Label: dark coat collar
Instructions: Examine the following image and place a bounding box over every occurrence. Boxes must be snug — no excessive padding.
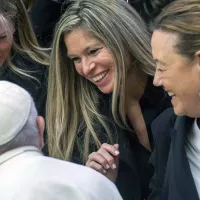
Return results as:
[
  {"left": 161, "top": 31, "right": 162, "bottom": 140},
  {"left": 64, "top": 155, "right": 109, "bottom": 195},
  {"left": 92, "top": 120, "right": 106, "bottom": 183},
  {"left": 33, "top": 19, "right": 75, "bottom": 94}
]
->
[{"left": 170, "top": 116, "right": 199, "bottom": 200}]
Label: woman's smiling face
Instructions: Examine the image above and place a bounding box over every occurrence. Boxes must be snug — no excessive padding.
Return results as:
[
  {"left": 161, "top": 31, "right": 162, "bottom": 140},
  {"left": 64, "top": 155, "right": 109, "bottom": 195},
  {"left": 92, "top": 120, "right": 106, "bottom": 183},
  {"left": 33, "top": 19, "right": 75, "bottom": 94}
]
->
[
  {"left": 152, "top": 30, "right": 200, "bottom": 118},
  {"left": 64, "top": 28, "right": 116, "bottom": 94}
]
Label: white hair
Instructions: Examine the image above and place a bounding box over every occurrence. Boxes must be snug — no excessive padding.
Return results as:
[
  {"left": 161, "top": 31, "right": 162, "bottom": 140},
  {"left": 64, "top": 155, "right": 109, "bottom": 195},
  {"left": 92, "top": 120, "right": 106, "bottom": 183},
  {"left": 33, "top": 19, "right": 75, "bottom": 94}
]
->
[{"left": 0, "top": 99, "right": 40, "bottom": 154}]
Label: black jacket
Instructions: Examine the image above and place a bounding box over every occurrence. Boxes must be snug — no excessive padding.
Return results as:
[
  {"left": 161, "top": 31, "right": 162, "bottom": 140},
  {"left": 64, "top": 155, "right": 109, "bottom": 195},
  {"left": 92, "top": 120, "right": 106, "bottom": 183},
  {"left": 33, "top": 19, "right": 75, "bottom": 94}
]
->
[
  {"left": 72, "top": 77, "right": 171, "bottom": 200},
  {"left": 148, "top": 108, "right": 199, "bottom": 200}
]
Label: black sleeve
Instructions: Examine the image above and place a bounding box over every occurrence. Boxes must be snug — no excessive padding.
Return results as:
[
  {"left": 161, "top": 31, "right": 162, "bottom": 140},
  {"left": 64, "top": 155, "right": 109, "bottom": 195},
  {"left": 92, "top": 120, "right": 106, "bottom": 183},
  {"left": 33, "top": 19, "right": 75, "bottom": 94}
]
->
[
  {"left": 148, "top": 108, "right": 176, "bottom": 200},
  {"left": 148, "top": 143, "right": 164, "bottom": 200}
]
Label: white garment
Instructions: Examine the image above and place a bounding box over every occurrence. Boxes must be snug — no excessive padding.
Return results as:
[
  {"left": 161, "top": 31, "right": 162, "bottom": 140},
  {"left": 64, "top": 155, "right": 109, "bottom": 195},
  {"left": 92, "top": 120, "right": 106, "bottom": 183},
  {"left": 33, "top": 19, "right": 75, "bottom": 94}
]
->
[
  {"left": 185, "top": 119, "right": 200, "bottom": 198},
  {"left": 0, "top": 146, "right": 122, "bottom": 200}
]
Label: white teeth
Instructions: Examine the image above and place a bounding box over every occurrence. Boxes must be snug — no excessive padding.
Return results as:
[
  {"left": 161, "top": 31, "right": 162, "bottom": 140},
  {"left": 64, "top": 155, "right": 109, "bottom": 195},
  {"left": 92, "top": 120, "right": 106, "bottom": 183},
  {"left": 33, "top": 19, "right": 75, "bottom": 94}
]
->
[
  {"left": 168, "top": 92, "right": 175, "bottom": 97},
  {"left": 93, "top": 71, "right": 108, "bottom": 82}
]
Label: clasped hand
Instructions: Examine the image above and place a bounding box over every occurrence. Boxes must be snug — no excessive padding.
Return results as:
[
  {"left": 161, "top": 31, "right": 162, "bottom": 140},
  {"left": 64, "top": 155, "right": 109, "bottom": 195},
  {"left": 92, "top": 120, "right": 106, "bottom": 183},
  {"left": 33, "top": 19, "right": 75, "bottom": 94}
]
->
[{"left": 86, "top": 143, "right": 120, "bottom": 183}]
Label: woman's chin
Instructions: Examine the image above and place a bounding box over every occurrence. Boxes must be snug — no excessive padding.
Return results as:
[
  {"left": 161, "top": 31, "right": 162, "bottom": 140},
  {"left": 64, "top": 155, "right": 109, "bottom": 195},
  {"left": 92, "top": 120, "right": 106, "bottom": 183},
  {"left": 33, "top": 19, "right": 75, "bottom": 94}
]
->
[
  {"left": 173, "top": 105, "right": 185, "bottom": 116},
  {"left": 98, "top": 87, "right": 113, "bottom": 94},
  {"left": 97, "top": 82, "right": 114, "bottom": 94}
]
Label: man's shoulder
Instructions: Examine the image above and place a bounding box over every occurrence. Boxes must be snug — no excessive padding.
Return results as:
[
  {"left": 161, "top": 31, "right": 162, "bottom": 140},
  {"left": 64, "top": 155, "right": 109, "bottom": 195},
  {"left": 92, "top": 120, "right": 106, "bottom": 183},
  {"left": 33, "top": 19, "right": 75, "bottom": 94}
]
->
[
  {"left": 0, "top": 152, "right": 122, "bottom": 200},
  {"left": 35, "top": 156, "right": 115, "bottom": 186},
  {"left": 34, "top": 157, "right": 122, "bottom": 199}
]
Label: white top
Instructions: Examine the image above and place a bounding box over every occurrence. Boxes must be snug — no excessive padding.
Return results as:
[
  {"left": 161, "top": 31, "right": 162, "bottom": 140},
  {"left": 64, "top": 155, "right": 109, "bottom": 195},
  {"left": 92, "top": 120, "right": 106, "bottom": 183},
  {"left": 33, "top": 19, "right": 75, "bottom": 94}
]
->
[
  {"left": 0, "top": 146, "right": 122, "bottom": 200},
  {"left": 185, "top": 119, "right": 200, "bottom": 198}
]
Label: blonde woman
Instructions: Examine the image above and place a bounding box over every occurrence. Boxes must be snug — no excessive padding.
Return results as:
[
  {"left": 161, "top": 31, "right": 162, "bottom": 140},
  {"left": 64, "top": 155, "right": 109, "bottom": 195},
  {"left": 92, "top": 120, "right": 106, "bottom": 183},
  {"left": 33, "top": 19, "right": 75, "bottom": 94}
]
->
[
  {"left": 47, "top": 0, "right": 171, "bottom": 199},
  {"left": 0, "top": 0, "right": 49, "bottom": 118}
]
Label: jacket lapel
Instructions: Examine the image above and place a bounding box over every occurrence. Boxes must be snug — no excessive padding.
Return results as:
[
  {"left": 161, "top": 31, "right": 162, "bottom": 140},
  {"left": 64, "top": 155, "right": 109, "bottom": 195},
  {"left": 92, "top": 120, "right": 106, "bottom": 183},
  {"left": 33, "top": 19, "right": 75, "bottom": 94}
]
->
[{"left": 170, "top": 116, "right": 199, "bottom": 200}]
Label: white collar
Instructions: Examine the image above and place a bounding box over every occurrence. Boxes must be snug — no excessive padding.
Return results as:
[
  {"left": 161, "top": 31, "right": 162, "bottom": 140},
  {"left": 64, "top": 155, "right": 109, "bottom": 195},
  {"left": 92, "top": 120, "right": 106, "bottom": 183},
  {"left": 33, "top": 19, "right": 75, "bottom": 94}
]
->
[
  {"left": 192, "top": 119, "right": 200, "bottom": 137},
  {"left": 0, "top": 146, "right": 43, "bottom": 165},
  {"left": 187, "top": 119, "right": 200, "bottom": 153}
]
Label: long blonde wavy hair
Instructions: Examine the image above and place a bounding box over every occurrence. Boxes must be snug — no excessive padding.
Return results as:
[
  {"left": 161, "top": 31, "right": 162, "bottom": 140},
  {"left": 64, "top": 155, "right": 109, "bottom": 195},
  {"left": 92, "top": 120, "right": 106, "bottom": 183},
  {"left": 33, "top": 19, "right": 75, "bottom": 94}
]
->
[
  {"left": 0, "top": 0, "right": 49, "bottom": 77},
  {"left": 47, "top": 0, "right": 155, "bottom": 162}
]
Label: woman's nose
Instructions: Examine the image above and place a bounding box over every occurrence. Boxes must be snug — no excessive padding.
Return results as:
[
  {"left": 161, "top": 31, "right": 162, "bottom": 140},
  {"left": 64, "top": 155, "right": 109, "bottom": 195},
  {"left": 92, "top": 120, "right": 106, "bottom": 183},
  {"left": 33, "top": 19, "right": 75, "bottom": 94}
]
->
[
  {"left": 153, "top": 70, "right": 162, "bottom": 86},
  {"left": 81, "top": 58, "right": 95, "bottom": 76}
]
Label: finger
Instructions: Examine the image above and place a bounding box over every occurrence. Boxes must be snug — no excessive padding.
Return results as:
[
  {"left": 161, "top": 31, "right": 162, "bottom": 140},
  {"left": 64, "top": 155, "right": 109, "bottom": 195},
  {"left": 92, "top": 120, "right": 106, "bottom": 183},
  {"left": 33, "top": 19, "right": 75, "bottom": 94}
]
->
[
  {"left": 88, "top": 152, "right": 110, "bottom": 170},
  {"left": 88, "top": 161, "right": 107, "bottom": 174},
  {"left": 101, "top": 143, "right": 120, "bottom": 156},
  {"left": 113, "top": 144, "right": 120, "bottom": 165},
  {"left": 113, "top": 144, "right": 119, "bottom": 149},
  {"left": 98, "top": 148, "right": 117, "bottom": 169}
]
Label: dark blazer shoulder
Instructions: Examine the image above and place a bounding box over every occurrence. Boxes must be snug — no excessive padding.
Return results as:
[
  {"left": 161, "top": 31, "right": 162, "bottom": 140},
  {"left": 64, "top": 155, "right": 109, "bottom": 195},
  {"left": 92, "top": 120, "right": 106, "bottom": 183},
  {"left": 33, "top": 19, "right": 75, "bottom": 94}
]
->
[
  {"left": 152, "top": 108, "right": 176, "bottom": 141},
  {"left": 148, "top": 108, "right": 176, "bottom": 200}
]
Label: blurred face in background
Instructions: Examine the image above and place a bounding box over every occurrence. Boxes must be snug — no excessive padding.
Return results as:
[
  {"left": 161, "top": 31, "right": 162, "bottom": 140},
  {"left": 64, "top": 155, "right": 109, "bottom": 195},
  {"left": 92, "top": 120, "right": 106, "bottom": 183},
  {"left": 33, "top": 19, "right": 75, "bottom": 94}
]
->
[
  {"left": 152, "top": 30, "right": 200, "bottom": 118},
  {"left": 0, "top": 16, "right": 14, "bottom": 67}
]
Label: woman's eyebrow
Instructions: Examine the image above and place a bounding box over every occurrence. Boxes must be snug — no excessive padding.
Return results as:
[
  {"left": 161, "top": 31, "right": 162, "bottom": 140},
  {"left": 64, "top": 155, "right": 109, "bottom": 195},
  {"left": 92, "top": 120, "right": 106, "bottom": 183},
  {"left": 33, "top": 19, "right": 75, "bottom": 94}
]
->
[
  {"left": 154, "top": 58, "right": 167, "bottom": 66},
  {"left": 67, "top": 42, "right": 102, "bottom": 57}
]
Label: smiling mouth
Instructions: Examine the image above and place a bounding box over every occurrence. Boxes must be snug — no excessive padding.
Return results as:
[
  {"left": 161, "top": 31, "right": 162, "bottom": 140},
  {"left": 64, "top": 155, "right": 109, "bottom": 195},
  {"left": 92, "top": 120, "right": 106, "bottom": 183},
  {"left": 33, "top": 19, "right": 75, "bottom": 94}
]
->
[{"left": 92, "top": 71, "right": 109, "bottom": 82}]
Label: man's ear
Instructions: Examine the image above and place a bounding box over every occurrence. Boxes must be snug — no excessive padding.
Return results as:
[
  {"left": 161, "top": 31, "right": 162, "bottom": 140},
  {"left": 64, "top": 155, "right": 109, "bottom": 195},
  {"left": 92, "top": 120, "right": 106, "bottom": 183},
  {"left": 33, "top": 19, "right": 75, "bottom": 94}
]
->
[
  {"left": 36, "top": 116, "right": 45, "bottom": 150},
  {"left": 195, "top": 51, "right": 200, "bottom": 67}
]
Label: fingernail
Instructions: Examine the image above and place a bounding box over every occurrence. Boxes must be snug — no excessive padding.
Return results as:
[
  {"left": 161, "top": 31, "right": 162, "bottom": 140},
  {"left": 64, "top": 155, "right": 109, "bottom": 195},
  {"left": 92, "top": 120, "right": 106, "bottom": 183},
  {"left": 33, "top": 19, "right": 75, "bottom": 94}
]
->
[
  {"left": 115, "top": 150, "right": 119, "bottom": 155},
  {"left": 103, "top": 170, "right": 106, "bottom": 174},
  {"left": 106, "top": 164, "right": 110, "bottom": 169},
  {"left": 112, "top": 164, "right": 116, "bottom": 169}
]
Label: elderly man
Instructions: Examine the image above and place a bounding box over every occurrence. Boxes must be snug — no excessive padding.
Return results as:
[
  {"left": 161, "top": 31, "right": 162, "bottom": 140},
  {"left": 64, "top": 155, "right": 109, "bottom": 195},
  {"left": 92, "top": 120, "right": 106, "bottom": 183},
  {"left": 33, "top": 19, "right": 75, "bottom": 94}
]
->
[{"left": 0, "top": 81, "right": 122, "bottom": 200}]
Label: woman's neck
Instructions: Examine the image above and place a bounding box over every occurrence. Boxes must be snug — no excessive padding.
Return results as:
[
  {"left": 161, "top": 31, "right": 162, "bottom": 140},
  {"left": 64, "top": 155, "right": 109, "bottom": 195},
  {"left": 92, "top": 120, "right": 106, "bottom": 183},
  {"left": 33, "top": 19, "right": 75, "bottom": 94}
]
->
[
  {"left": 125, "top": 67, "right": 148, "bottom": 107},
  {"left": 125, "top": 67, "right": 151, "bottom": 151}
]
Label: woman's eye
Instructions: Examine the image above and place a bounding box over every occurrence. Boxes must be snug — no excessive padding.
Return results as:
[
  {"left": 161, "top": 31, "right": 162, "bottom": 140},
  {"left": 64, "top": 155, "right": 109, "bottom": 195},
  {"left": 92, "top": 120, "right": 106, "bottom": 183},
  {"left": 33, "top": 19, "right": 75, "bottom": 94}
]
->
[
  {"left": 88, "top": 48, "right": 102, "bottom": 56},
  {"left": 157, "top": 68, "right": 165, "bottom": 72},
  {"left": 72, "top": 57, "right": 81, "bottom": 63}
]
